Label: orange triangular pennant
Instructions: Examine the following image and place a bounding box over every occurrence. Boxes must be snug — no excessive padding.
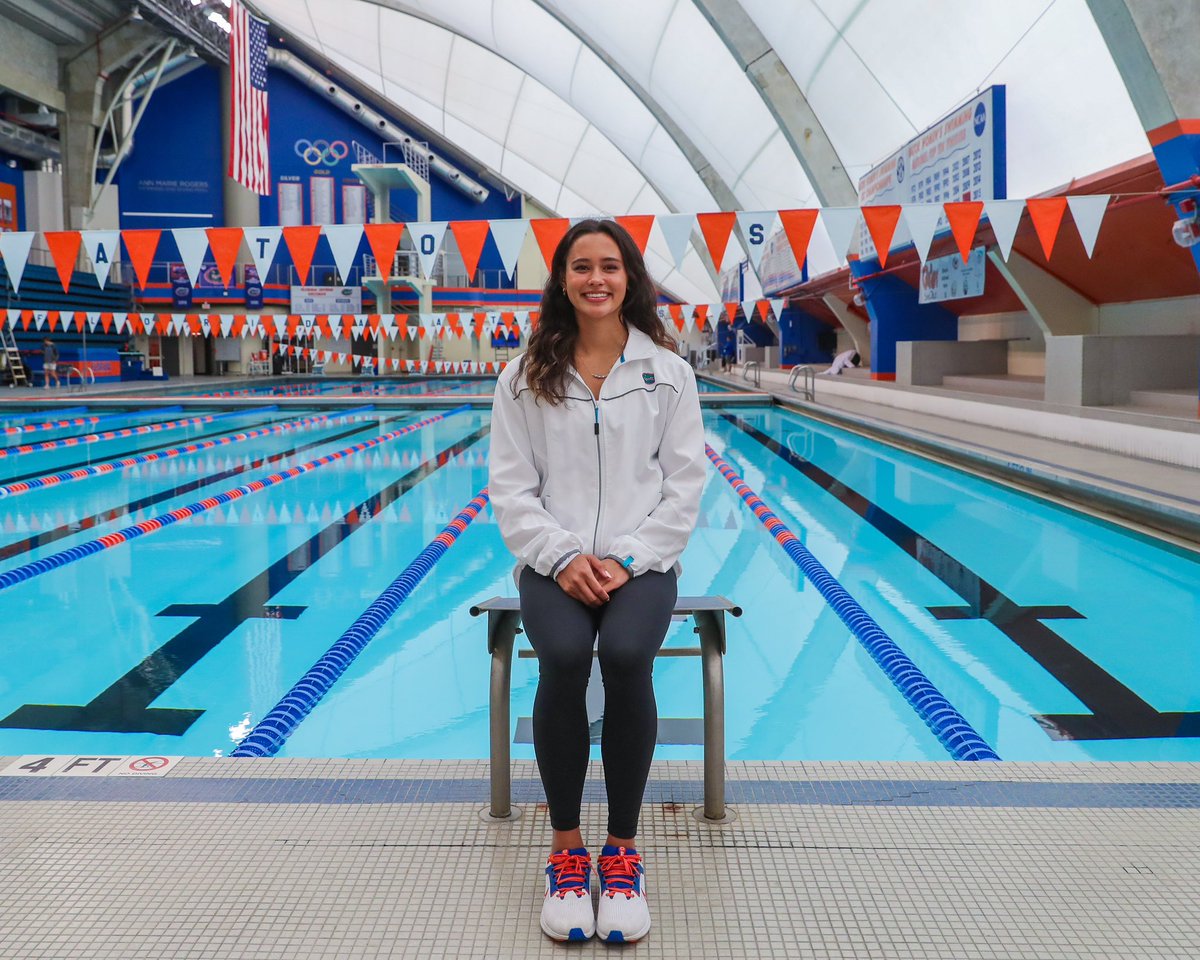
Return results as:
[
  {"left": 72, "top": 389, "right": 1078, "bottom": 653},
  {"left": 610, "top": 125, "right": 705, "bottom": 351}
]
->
[
  {"left": 614, "top": 215, "right": 655, "bottom": 255},
  {"left": 448, "top": 221, "right": 492, "bottom": 283},
  {"left": 530, "top": 219, "right": 570, "bottom": 271},
  {"left": 282, "top": 225, "right": 322, "bottom": 285},
  {"left": 693, "top": 304, "right": 709, "bottom": 330},
  {"left": 776, "top": 209, "right": 819, "bottom": 270},
  {"left": 121, "top": 229, "right": 161, "bottom": 290},
  {"left": 695, "top": 212, "right": 737, "bottom": 270},
  {"left": 724, "top": 302, "right": 738, "bottom": 323},
  {"left": 1025, "top": 197, "right": 1068, "bottom": 260},
  {"left": 756, "top": 300, "right": 770, "bottom": 321},
  {"left": 205, "top": 227, "right": 243, "bottom": 288},
  {"left": 861, "top": 205, "right": 902, "bottom": 267},
  {"left": 44, "top": 231, "right": 82, "bottom": 293},
  {"left": 364, "top": 223, "right": 405, "bottom": 279},
  {"left": 943, "top": 201, "right": 984, "bottom": 262}
]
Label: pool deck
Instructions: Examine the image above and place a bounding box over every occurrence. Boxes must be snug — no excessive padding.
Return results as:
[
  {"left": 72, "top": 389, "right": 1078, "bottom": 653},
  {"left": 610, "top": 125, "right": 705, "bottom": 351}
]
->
[{"left": 2, "top": 757, "right": 1199, "bottom": 958}]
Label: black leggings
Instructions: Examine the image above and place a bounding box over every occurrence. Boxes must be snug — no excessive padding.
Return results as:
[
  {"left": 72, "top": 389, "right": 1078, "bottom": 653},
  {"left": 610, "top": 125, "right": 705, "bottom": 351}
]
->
[{"left": 518, "top": 567, "right": 677, "bottom": 838}]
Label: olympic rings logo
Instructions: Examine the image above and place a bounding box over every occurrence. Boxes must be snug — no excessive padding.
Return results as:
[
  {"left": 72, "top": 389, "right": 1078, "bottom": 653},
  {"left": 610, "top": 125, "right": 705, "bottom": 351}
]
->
[{"left": 293, "top": 139, "right": 349, "bottom": 166}]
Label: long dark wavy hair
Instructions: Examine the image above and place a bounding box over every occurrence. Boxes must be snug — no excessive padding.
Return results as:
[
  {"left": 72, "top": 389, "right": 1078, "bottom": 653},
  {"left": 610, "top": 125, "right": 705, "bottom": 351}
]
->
[{"left": 517, "top": 218, "right": 674, "bottom": 404}]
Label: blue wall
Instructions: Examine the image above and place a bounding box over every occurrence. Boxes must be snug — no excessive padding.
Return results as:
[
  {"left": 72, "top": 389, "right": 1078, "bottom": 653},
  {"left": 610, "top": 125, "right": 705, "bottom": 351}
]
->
[
  {"left": 260, "top": 68, "right": 521, "bottom": 282},
  {"left": 0, "top": 151, "right": 26, "bottom": 231},
  {"left": 116, "top": 65, "right": 223, "bottom": 230},
  {"left": 778, "top": 307, "right": 835, "bottom": 366}
]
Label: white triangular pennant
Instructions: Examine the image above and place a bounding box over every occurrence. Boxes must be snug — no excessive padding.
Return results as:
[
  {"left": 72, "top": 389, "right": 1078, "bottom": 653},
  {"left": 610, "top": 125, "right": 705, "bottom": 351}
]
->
[
  {"left": 242, "top": 227, "right": 282, "bottom": 282},
  {"left": 0, "top": 231, "right": 36, "bottom": 293},
  {"left": 818, "top": 207, "right": 861, "bottom": 262},
  {"left": 406, "top": 324, "right": 418, "bottom": 341},
  {"left": 86, "top": 311, "right": 101, "bottom": 332},
  {"left": 736, "top": 211, "right": 778, "bottom": 276},
  {"left": 983, "top": 200, "right": 1025, "bottom": 261},
  {"left": 1067, "top": 195, "right": 1110, "bottom": 258},
  {"left": 657, "top": 214, "right": 695, "bottom": 270},
  {"left": 171, "top": 228, "right": 210, "bottom": 288},
  {"left": 902, "top": 204, "right": 943, "bottom": 263},
  {"left": 488, "top": 219, "right": 529, "bottom": 283},
  {"left": 408, "top": 221, "right": 448, "bottom": 279},
  {"left": 80, "top": 231, "right": 120, "bottom": 288},
  {"left": 770, "top": 298, "right": 785, "bottom": 321},
  {"left": 322, "top": 224, "right": 364, "bottom": 284}
]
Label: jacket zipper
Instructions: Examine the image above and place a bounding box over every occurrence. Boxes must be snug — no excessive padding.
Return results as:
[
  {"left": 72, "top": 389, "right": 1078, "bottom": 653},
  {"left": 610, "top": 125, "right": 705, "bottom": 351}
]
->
[{"left": 590, "top": 399, "right": 603, "bottom": 555}]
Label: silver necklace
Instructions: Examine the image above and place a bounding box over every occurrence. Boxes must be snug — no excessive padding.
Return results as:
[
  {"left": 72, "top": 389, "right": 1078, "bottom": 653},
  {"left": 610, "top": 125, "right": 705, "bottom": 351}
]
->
[{"left": 580, "top": 337, "right": 627, "bottom": 380}]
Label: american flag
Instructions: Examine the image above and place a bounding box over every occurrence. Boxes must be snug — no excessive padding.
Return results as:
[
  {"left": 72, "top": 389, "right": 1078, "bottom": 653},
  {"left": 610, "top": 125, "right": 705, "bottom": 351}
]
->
[{"left": 229, "top": 0, "right": 270, "bottom": 195}]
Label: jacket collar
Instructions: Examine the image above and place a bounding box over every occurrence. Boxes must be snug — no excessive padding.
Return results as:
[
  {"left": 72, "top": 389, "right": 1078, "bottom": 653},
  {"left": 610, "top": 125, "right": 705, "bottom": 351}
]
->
[{"left": 619, "top": 324, "right": 660, "bottom": 363}]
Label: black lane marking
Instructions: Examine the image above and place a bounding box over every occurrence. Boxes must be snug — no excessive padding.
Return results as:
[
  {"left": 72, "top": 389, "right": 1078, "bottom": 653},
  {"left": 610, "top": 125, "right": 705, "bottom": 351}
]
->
[
  {"left": 0, "top": 412, "right": 299, "bottom": 487},
  {"left": 0, "top": 423, "right": 490, "bottom": 736},
  {"left": 723, "top": 413, "right": 1200, "bottom": 741},
  {"left": 0, "top": 417, "right": 390, "bottom": 561}
]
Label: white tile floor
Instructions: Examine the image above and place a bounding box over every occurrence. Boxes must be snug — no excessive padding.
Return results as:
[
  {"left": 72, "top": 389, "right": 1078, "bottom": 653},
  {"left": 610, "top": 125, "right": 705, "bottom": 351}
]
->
[{"left": 2, "top": 758, "right": 1199, "bottom": 959}]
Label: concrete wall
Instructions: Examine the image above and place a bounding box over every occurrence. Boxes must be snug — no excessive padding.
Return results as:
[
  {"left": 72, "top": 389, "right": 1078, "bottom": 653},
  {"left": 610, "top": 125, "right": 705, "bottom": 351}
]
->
[
  {"left": 1045, "top": 334, "right": 1200, "bottom": 406},
  {"left": 959, "top": 311, "right": 1046, "bottom": 377},
  {"left": 22, "top": 170, "right": 63, "bottom": 234},
  {"left": 1098, "top": 295, "right": 1200, "bottom": 336},
  {"left": 0, "top": 20, "right": 64, "bottom": 112},
  {"left": 896, "top": 339, "right": 1009, "bottom": 386}
]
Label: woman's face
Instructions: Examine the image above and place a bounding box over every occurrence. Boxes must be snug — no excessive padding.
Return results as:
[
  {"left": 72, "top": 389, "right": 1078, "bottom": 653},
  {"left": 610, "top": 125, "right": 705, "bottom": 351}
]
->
[{"left": 563, "top": 232, "right": 627, "bottom": 327}]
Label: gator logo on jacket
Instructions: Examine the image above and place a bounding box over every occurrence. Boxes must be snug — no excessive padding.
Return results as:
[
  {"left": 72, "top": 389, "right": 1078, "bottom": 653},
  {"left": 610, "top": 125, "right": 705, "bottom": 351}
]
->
[{"left": 642, "top": 373, "right": 655, "bottom": 385}]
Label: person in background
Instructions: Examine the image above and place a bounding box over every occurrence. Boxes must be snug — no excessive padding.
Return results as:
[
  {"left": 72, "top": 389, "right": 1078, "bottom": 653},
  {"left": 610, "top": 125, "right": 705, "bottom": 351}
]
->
[
  {"left": 821, "top": 348, "right": 861, "bottom": 376},
  {"left": 489, "top": 219, "right": 706, "bottom": 945},
  {"left": 41, "top": 338, "right": 60, "bottom": 389}
]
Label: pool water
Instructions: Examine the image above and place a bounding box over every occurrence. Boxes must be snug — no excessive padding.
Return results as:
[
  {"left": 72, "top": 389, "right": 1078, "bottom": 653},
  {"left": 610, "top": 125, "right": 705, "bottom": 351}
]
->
[{"left": 0, "top": 401, "right": 1195, "bottom": 762}]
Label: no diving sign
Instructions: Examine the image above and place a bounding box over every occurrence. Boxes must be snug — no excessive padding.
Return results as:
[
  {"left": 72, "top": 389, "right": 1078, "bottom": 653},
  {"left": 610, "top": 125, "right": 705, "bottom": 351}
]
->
[{"left": 2, "top": 755, "right": 183, "bottom": 777}]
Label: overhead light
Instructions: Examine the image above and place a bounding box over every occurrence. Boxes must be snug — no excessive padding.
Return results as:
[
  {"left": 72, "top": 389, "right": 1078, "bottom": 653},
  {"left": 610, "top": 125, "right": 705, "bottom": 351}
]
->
[{"left": 130, "top": 5, "right": 143, "bottom": 20}]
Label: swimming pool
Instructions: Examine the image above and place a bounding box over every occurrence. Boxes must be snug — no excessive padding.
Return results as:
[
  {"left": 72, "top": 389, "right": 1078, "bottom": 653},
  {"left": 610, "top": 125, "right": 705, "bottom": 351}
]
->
[
  {"left": 147, "top": 375, "right": 737, "bottom": 399},
  {"left": 0, "top": 399, "right": 1195, "bottom": 763}
]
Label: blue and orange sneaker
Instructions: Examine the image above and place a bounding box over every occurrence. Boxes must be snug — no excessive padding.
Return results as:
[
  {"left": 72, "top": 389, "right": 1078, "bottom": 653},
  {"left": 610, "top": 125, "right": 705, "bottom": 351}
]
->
[
  {"left": 596, "top": 845, "right": 650, "bottom": 943},
  {"left": 540, "top": 848, "right": 595, "bottom": 941}
]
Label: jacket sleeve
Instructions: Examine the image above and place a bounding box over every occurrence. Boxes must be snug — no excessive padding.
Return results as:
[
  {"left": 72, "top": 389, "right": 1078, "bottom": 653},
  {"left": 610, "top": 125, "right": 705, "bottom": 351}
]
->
[
  {"left": 605, "top": 366, "right": 706, "bottom": 575},
  {"left": 488, "top": 369, "right": 586, "bottom": 579}
]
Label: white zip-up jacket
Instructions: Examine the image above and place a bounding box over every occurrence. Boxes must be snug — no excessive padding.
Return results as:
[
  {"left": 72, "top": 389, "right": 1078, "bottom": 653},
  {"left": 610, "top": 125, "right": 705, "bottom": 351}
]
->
[{"left": 489, "top": 325, "right": 706, "bottom": 582}]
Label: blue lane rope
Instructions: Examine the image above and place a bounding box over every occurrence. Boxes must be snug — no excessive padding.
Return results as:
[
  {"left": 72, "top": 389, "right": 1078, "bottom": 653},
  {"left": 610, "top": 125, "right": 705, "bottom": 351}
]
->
[
  {"left": 0, "top": 406, "right": 469, "bottom": 593},
  {"left": 232, "top": 488, "right": 490, "bottom": 757},
  {"left": 707, "top": 444, "right": 1000, "bottom": 762}
]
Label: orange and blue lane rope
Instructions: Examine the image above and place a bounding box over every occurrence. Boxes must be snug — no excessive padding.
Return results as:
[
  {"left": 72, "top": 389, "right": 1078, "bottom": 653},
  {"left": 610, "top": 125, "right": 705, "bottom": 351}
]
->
[
  {"left": 0, "top": 405, "right": 470, "bottom": 592},
  {"left": 706, "top": 443, "right": 1000, "bottom": 762},
  {"left": 0, "top": 406, "right": 374, "bottom": 500}
]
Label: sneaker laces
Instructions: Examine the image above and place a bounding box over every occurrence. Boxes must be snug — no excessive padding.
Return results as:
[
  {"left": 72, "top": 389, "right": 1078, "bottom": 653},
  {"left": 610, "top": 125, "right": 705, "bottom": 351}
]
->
[
  {"left": 547, "top": 851, "right": 591, "bottom": 899},
  {"left": 598, "top": 848, "right": 642, "bottom": 899}
]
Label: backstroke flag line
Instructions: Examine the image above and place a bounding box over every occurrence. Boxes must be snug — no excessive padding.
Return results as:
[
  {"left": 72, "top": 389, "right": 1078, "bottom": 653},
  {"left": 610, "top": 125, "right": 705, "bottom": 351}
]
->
[{"left": 229, "top": 0, "right": 271, "bottom": 195}]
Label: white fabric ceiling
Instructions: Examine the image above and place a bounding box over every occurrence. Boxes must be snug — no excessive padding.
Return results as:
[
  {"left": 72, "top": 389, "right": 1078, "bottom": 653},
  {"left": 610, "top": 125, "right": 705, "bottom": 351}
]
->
[{"left": 253, "top": 0, "right": 1151, "bottom": 295}]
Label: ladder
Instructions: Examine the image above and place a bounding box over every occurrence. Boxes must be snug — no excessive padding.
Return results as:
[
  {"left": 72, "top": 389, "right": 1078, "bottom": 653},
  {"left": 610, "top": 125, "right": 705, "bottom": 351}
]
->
[{"left": 1, "top": 325, "right": 28, "bottom": 387}]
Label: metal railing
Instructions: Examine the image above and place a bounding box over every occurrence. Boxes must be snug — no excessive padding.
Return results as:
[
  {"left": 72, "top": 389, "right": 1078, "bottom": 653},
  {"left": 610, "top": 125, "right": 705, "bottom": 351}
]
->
[
  {"left": 742, "top": 360, "right": 761, "bottom": 389},
  {"left": 789, "top": 364, "right": 815, "bottom": 400},
  {"left": 64, "top": 365, "right": 95, "bottom": 392}
]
